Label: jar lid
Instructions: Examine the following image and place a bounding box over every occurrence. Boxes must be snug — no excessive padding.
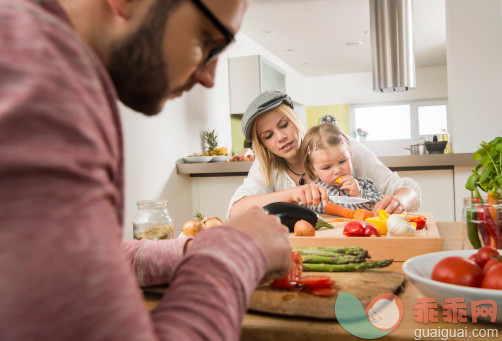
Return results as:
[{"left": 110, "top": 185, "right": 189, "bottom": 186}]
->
[{"left": 137, "top": 200, "right": 168, "bottom": 208}]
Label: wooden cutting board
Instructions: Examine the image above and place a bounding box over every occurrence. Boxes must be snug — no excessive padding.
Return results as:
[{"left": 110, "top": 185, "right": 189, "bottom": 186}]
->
[
  {"left": 247, "top": 270, "right": 406, "bottom": 320},
  {"left": 291, "top": 212, "right": 443, "bottom": 261}
]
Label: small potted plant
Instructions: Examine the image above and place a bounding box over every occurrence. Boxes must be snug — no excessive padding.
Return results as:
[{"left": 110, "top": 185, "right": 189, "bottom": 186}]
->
[
  {"left": 464, "top": 134, "right": 501, "bottom": 249},
  {"left": 352, "top": 128, "right": 369, "bottom": 142}
]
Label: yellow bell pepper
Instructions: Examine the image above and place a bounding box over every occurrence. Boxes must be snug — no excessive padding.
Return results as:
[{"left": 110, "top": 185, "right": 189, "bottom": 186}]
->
[
  {"left": 365, "top": 217, "right": 388, "bottom": 235},
  {"left": 378, "top": 210, "right": 390, "bottom": 222}
]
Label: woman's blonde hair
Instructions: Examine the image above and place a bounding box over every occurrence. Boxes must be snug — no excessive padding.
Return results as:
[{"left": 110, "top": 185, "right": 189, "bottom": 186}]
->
[
  {"left": 299, "top": 123, "right": 350, "bottom": 180},
  {"left": 251, "top": 103, "right": 305, "bottom": 186}
]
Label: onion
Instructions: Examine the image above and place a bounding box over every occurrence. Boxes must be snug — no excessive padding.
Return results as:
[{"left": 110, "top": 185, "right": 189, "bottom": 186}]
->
[
  {"left": 182, "top": 220, "right": 204, "bottom": 237},
  {"left": 294, "top": 220, "right": 315, "bottom": 237}
]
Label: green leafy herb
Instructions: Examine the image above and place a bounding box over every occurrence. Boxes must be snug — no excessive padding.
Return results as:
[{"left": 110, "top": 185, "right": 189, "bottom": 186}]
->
[{"left": 465, "top": 134, "right": 502, "bottom": 201}]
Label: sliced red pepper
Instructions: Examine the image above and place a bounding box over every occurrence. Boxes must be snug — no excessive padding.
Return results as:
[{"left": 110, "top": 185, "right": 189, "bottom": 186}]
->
[
  {"left": 478, "top": 207, "right": 499, "bottom": 248},
  {"left": 408, "top": 216, "right": 427, "bottom": 229},
  {"left": 482, "top": 207, "right": 501, "bottom": 248},
  {"left": 303, "top": 287, "right": 336, "bottom": 296}
]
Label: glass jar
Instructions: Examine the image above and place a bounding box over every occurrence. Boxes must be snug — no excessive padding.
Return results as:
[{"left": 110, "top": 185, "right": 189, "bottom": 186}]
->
[
  {"left": 133, "top": 200, "right": 173, "bottom": 240},
  {"left": 462, "top": 196, "right": 502, "bottom": 249}
]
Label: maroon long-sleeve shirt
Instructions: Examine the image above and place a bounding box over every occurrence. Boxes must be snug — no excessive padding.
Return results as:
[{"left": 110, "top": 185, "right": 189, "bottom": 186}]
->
[{"left": 0, "top": 1, "right": 267, "bottom": 340}]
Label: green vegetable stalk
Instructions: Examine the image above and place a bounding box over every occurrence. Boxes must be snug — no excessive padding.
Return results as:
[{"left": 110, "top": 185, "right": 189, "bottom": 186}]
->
[
  {"left": 303, "top": 259, "right": 393, "bottom": 272},
  {"left": 466, "top": 206, "right": 481, "bottom": 249},
  {"left": 300, "top": 253, "right": 369, "bottom": 265},
  {"left": 315, "top": 218, "right": 334, "bottom": 230}
]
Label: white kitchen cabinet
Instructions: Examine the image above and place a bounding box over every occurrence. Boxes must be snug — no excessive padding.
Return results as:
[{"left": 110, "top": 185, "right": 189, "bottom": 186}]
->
[
  {"left": 397, "top": 169, "right": 455, "bottom": 222},
  {"left": 228, "top": 55, "right": 286, "bottom": 114},
  {"left": 191, "top": 176, "right": 246, "bottom": 219}
]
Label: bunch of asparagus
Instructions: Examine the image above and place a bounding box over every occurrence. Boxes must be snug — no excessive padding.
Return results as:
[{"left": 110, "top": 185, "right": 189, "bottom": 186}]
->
[{"left": 293, "top": 246, "right": 393, "bottom": 272}]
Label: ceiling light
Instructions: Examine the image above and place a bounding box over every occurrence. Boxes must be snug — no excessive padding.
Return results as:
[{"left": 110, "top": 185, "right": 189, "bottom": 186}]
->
[
  {"left": 370, "top": 0, "right": 416, "bottom": 92},
  {"left": 264, "top": 29, "right": 272, "bottom": 33},
  {"left": 287, "top": 48, "right": 295, "bottom": 52}
]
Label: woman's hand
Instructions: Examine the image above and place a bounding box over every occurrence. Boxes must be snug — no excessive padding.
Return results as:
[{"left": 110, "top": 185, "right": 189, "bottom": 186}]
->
[
  {"left": 288, "top": 183, "right": 329, "bottom": 206},
  {"left": 339, "top": 176, "right": 361, "bottom": 197},
  {"left": 373, "top": 194, "right": 404, "bottom": 214},
  {"left": 373, "top": 187, "right": 418, "bottom": 214}
]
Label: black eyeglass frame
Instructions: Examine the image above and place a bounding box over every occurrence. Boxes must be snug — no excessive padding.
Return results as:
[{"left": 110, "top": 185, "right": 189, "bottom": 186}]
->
[{"left": 190, "top": 0, "right": 235, "bottom": 65}]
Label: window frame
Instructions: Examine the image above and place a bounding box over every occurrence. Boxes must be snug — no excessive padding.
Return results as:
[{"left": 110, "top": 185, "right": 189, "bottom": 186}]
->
[{"left": 349, "top": 98, "right": 448, "bottom": 156}]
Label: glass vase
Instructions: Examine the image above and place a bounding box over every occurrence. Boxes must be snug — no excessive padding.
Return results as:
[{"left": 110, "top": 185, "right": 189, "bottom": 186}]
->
[{"left": 462, "top": 196, "right": 502, "bottom": 249}]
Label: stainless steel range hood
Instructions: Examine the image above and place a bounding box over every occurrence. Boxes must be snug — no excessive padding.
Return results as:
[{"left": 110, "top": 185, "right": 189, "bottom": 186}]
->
[{"left": 370, "top": 0, "right": 416, "bottom": 92}]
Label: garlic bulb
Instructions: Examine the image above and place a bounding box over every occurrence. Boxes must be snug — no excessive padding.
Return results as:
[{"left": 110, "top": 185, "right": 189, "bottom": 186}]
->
[{"left": 386, "top": 214, "right": 415, "bottom": 237}]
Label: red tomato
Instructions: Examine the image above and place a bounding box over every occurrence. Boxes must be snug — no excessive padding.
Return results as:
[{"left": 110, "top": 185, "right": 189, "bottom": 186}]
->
[
  {"left": 291, "top": 251, "right": 303, "bottom": 278},
  {"left": 468, "top": 253, "right": 478, "bottom": 264},
  {"left": 304, "top": 287, "right": 336, "bottom": 296},
  {"left": 297, "top": 276, "right": 336, "bottom": 289},
  {"left": 481, "top": 263, "right": 502, "bottom": 290},
  {"left": 476, "top": 246, "right": 499, "bottom": 268},
  {"left": 483, "top": 258, "right": 501, "bottom": 274},
  {"left": 272, "top": 252, "right": 303, "bottom": 290},
  {"left": 271, "top": 276, "right": 294, "bottom": 290},
  {"left": 296, "top": 275, "right": 330, "bottom": 286},
  {"left": 431, "top": 256, "right": 484, "bottom": 287}
]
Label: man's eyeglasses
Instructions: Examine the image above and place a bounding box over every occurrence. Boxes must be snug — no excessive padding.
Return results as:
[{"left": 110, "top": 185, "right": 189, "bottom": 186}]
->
[{"left": 190, "top": 0, "right": 235, "bottom": 65}]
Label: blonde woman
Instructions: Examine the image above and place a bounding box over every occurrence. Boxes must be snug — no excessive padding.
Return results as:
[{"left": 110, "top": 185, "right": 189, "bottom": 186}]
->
[{"left": 228, "top": 91, "right": 420, "bottom": 217}]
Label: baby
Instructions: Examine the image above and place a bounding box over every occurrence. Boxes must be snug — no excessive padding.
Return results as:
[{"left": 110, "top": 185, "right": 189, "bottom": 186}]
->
[{"left": 299, "top": 123, "right": 384, "bottom": 213}]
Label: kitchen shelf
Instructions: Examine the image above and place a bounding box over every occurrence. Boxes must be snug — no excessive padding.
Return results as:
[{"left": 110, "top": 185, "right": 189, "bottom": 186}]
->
[{"left": 176, "top": 153, "right": 475, "bottom": 177}]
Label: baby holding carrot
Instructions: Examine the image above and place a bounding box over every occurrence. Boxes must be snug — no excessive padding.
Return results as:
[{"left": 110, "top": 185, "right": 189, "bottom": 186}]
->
[{"left": 299, "top": 123, "right": 384, "bottom": 214}]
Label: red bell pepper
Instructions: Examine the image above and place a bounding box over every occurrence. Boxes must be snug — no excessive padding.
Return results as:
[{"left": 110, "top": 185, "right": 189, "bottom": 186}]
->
[
  {"left": 408, "top": 216, "right": 427, "bottom": 229},
  {"left": 343, "top": 220, "right": 380, "bottom": 237}
]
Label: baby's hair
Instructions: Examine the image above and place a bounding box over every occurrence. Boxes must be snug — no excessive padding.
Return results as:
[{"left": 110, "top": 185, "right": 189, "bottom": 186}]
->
[{"left": 300, "top": 123, "right": 350, "bottom": 180}]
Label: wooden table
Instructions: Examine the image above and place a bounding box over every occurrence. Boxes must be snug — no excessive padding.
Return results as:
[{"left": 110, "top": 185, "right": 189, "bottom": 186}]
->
[{"left": 143, "top": 222, "right": 502, "bottom": 340}]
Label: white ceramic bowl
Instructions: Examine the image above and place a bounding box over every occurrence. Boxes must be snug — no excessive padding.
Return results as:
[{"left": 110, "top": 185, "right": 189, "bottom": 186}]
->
[
  {"left": 403, "top": 250, "right": 502, "bottom": 323},
  {"left": 210, "top": 155, "right": 230, "bottom": 162},
  {"left": 183, "top": 156, "right": 213, "bottom": 163}
]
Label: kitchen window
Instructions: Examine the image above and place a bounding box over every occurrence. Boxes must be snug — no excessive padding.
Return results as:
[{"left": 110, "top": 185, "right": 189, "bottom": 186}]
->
[{"left": 350, "top": 99, "right": 448, "bottom": 156}]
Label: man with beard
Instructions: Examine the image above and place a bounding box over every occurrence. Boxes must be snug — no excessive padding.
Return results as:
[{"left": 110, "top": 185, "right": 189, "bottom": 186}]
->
[{"left": 0, "top": 0, "right": 291, "bottom": 340}]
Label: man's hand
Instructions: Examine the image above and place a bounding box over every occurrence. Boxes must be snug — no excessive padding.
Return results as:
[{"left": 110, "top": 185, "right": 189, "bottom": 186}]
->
[
  {"left": 226, "top": 206, "right": 291, "bottom": 282},
  {"left": 288, "top": 183, "right": 329, "bottom": 206}
]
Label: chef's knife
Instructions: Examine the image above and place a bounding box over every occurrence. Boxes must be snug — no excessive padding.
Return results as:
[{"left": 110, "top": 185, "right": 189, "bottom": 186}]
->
[{"left": 329, "top": 196, "right": 370, "bottom": 205}]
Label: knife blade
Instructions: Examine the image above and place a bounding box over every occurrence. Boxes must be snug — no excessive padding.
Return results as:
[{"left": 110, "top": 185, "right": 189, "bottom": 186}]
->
[{"left": 329, "top": 196, "right": 370, "bottom": 205}]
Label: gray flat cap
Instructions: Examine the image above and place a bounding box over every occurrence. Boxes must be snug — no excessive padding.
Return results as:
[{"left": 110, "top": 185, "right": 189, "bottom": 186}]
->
[{"left": 241, "top": 91, "right": 294, "bottom": 142}]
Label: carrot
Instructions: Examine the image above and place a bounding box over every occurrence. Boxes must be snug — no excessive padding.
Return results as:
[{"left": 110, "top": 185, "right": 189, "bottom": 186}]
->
[
  {"left": 324, "top": 203, "right": 355, "bottom": 219},
  {"left": 353, "top": 209, "right": 375, "bottom": 221},
  {"left": 327, "top": 218, "right": 348, "bottom": 223},
  {"left": 487, "top": 190, "right": 500, "bottom": 223}
]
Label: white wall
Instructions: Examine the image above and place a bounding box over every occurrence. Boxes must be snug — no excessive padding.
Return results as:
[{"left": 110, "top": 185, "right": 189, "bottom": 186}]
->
[
  {"left": 446, "top": 0, "right": 502, "bottom": 153},
  {"left": 306, "top": 65, "right": 448, "bottom": 106},
  {"left": 120, "top": 51, "right": 232, "bottom": 239}
]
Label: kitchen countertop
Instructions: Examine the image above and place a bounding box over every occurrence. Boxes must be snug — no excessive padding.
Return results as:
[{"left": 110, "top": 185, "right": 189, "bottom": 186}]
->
[
  {"left": 142, "top": 222, "right": 502, "bottom": 340},
  {"left": 176, "top": 153, "right": 475, "bottom": 177}
]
